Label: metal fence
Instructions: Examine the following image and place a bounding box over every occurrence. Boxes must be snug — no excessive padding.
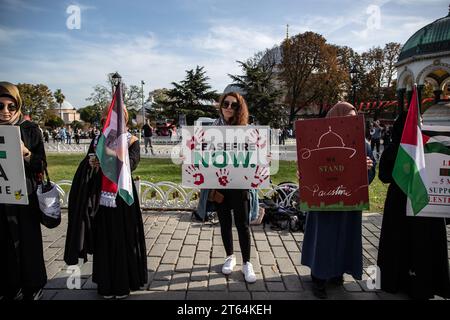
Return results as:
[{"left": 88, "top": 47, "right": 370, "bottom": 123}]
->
[{"left": 54, "top": 180, "right": 299, "bottom": 211}]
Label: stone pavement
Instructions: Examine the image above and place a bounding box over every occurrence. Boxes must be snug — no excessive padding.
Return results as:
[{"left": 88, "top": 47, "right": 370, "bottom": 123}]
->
[{"left": 40, "top": 211, "right": 450, "bottom": 300}]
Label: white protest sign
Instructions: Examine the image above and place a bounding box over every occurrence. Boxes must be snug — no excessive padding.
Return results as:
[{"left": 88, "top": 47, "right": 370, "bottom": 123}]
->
[
  {"left": 407, "top": 125, "right": 450, "bottom": 218},
  {"left": 181, "top": 126, "right": 271, "bottom": 189},
  {"left": 0, "top": 126, "right": 28, "bottom": 205}
]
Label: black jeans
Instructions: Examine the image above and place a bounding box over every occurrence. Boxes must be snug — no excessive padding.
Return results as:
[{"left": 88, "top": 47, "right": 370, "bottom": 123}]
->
[{"left": 216, "top": 189, "right": 251, "bottom": 263}]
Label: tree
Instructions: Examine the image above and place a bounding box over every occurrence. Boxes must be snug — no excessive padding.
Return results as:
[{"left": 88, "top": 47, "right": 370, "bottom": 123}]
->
[
  {"left": 147, "top": 88, "right": 171, "bottom": 119},
  {"left": 166, "top": 66, "right": 219, "bottom": 125},
  {"left": 70, "top": 120, "right": 83, "bottom": 131},
  {"left": 78, "top": 104, "right": 102, "bottom": 125},
  {"left": 280, "top": 32, "right": 348, "bottom": 124},
  {"left": 17, "top": 83, "right": 56, "bottom": 125},
  {"left": 123, "top": 85, "right": 144, "bottom": 111},
  {"left": 86, "top": 74, "right": 145, "bottom": 123},
  {"left": 229, "top": 49, "right": 284, "bottom": 126},
  {"left": 45, "top": 113, "right": 64, "bottom": 129},
  {"left": 54, "top": 89, "right": 65, "bottom": 120}
]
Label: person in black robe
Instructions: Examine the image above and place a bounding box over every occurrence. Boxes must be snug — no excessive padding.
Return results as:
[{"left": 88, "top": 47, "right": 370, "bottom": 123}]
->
[
  {"left": 0, "top": 82, "right": 47, "bottom": 301},
  {"left": 377, "top": 112, "right": 450, "bottom": 300},
  {"left": 64, "top": 112, "right": 147, "bottom": 299}
]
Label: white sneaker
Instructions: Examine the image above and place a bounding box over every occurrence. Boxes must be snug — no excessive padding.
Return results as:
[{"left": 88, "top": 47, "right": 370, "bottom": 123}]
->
[
  {"left": 242, "top": 262, "right": 257, "bottom": 283},
  {"left": 222, "top": 255, "right": 236, "bottom": 275}
]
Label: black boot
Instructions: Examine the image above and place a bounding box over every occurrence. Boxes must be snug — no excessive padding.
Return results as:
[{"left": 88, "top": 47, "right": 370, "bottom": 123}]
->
[
  {"left": 311, "top": 275, "right": 327, "bottom": 299},
  {"left": 329, "top": 275, "right": 344, "bottom": 286}
]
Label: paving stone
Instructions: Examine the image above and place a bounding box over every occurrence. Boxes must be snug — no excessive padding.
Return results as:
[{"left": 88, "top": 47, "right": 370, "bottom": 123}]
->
[
  {"left": 211, "top": 246, "right": 226, "bottom": 258},
  {"left": 267, "top": 282, "right": 286, "bottom": 292},
  {"left": 188, "top": 280, "right": 209, "bottom": 291},
  {"left": 255, "top": 240, "right": 271, "bottom": 252},
  {"left": 161, "top": 251, "right": 179, "bottom": 265},
  {"left": 180, "top": 245, "right": 196, "bottom": 257},
  {"left": 187, "top": 226, "right": 201, "bottom": 235},
  {"left": 156, "top": 234, "right": 172, "bottom": 244},
  {"left": 184, "top": 235, "right": 199, "bottom": 245},
  {"left": 149, "top": 280, "right": 169, "bottom": 291},
  {"left": 228, "top": 280, "right": 248, "bottom": 292},
  {"left": 148, "top": 243, "right": 168, "bottom": 257},
  {"left": 176, "top": 257, "right": 194, "bottom": 273},
  {"left": 172, "top": 229, "right": 188, "bottom": 240},
  {"left": 147, "top": 257, "right": 161, "bottom": 272},
  {"left": 194, "top": 251, "right": 210, "bottom": 265},
  {"left": 272, "top": 246, "right": 289, "bottom": 258},
  {"left": 258, "top": 253, "right": 276, "bottom": 267},
  {"left": 282, "top": 274, "right": 304, "bottom": 292},
  {"left": 277, "top": 258, "right": 297, "bottom": 274},
  {"left": 154, "top": 264, "right": 174, "bottom": 281},
  {"left": 208, "top": 274, "right": 227, "bottom": 291},
  {"left": 199, "top": 231, "right": 214, "bottom": 240},
  {"left": 167, "top": 239, "right": 183, "bottom": 251},
  {"left": 246, "top": 278, "right": 267, "bottom": 292},
  {"left": 261, "top": 265, "right": 282, "bottom": 282},
  {"left": 190, "top": 266, "right": 209, "bottom": 281},
  {"left": 284, "top": 241, "right": 300, "bottom": 252},
  {"left": 267, "top": 236, "right": 283, "bottom": 246},
  {"left": 169, "top": 273, "right": 189, "bottom": 291},
  {"left": 197, "top": 240, "right": 212, "bottom": 252}
]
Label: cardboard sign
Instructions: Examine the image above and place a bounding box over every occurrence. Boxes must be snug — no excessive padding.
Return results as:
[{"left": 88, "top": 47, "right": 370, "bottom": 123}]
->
[
  {"left": 181, "top": 126, "right": 270, "bottom": 189},
  {"left": 0, "top": 126, "right": 28, "bottom": 205},
  {"left": 296, "top": 115, "right": 369, "bottom": 211},
  {"left": 407, "top": 125, "right": 450, "bottom": 218}
]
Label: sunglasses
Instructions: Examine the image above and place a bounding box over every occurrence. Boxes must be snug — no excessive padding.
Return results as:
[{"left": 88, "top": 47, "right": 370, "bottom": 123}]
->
[
  {"left": 0, "top": 102, "right": 18, "bottom": 112},
  {"left": 222, "top": 101, "right": 240, "bottom": 110}
]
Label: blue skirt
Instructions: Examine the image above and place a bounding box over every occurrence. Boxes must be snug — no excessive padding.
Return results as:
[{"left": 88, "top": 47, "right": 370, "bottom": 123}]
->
[{"left": 301, "top": 211, "right": 363, "bottom": 280}]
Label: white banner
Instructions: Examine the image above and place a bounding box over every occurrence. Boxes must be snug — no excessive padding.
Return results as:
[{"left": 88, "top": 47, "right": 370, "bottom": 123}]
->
[
  {"left": 181, "top": 126, "right": 271, "bottom": 189},
  {"left": 407, "top": 125, "right": 450, "bottom": 218},
  {"left": 0, "top": 126, "right": 28, "bottom": 205}
]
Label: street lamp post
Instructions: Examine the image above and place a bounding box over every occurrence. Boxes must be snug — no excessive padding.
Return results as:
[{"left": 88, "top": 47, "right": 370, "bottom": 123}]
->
[
  {"left": 349, "top": 65, "right": 358, "bottom": 107},
  {"left": 141, "top": 80, "right": 146, "bottom": 125},
  {"left": 111, "top": 72, "right": 122, "bottom": 92}
]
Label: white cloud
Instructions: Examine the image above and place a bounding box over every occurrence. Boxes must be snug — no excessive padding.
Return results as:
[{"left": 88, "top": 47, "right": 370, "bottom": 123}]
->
[{"left": 1, "top": 22, "right": 284, "bottom": 108}]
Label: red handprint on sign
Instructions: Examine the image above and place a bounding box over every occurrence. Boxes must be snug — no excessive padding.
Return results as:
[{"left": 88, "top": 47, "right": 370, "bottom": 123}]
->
[
  {"left": 186, "top": 128, "right": 205, "bottom": 150},
  {"left": 216, "top": 169, "right": 232, "bottom": 187},
  {"left": 249, "top": 129, "right": 267, "bottom": 149},
  {"left": 245, "top": 166, "right": 269, "bottom": 188},
  {"left": 185, "top": 165, "right": 205, "bottom": 186}
]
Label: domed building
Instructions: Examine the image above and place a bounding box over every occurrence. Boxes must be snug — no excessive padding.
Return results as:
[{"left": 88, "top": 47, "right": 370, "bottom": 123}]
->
[
  {"left": 396, "top": 6, "right": 450, "bottom": 118},
  {"left": 56, "top": 100, "right": 81, "bottom": 124}
]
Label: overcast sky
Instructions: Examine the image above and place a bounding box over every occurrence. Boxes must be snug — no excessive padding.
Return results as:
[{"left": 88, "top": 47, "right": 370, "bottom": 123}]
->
[{"left": 0, "top": 0, "right": 448, "bottom": 108}]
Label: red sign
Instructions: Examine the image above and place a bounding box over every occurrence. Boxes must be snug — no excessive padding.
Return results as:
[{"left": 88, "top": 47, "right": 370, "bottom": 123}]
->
[{"left": 295, "top": 115, "right": 369, "bottom": 211}]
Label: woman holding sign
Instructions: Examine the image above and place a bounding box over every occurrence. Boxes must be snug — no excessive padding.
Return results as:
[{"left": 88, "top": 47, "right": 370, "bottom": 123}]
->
[
  {"left": 300, "top": 102, "right": 376, "bottom": 299},
  {"left": 211, "top": 92, "right": 257, "bottom": 284},
  {"left": 0, "top": 82, "right": 47, "bottom": 300}
]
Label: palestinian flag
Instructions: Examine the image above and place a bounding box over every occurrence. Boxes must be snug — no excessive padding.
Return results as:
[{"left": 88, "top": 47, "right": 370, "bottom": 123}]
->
[
  {"left": 422, "top": 127, "right": 450, "bottom": 156},
  {"left": 96, "top": 84, "right": 134, "bottom": 207},
  {"left": 392, "top": 85, "right": 429, "bottom": 215}
]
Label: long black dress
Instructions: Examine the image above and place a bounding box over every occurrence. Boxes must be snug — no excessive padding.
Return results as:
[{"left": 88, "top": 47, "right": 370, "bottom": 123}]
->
[
  {"left": 0, "top": 120, "right": 47, "bottom": 299},
  {"left": 64, "top": 137, "right": 147, "bottom": 297},
  {"left": 377, "top": 113, "right": 450, "bottom": 300}
]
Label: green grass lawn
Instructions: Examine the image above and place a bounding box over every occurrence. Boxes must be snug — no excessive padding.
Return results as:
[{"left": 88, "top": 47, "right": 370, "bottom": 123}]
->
[{"left": 47, "top": 154, "right": 387, "bottom": 212}]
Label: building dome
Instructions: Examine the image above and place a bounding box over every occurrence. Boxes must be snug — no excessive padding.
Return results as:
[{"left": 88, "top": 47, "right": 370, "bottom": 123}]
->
[
  {"left": 398, "top": 8, "right": 450, "bottom": 63},
  {"left": 422, "top": 101, "right": 450, "bottom": 126},
  {"left": 60, "top": 100, "right": 75, "bottom": 110}
]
